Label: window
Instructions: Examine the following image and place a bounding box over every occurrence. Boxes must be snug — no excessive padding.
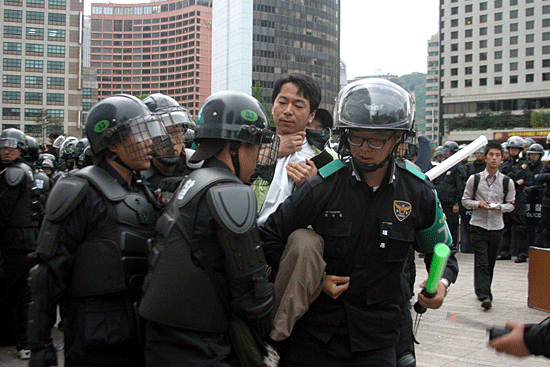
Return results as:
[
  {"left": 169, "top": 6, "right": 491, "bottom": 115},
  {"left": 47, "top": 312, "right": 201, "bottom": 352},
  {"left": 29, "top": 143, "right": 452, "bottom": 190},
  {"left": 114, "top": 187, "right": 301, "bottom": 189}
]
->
[
  {"left": 451, "top": 43, "right": 459, "bottom": 51},
  {"left": 495, "top": 64, "right": 503, "bottom": 72},
  {"left": 510, "top": 36, "right": 518, "bottom": 45},
  {"left": 510, "top": 10, "right": 518, "bottom": 19},
  {"left": 25, "top": 59, "right": 43, "bottom": 69},
  {"left": 48, "top": 13, "right": 65, "bottom": 23},
  {"left": 526, "top": 74, "right": 534, "bottom": 83},
  {"left": 480, "top": 52, "right": 487, "bottom": 61},
  {"left": 495, "top": 38, "right": 503, "bottom": 47},
  {"left": 495, "top": 12, "right": 502, "bottom": 21},
  {"left": 49, "top": 0, "right": 65, "bottom": 6},
  {"left": 83, "top": 102, "right": 92, "bottom": 110},
  {"left": 451, "top": 31, "right": 458, "bottom": 39},
  {"left": 47, "top": 45, "right": 65, "bottom": 54},
  {"left": 26, "top": 27, "right": 44, "bottom": 37},
  {"left": 544, "top": 32, "right": 550, "bottom": 41},
  {"left": 465, "top": 29, "right": 472, "bottom": 37},
  {"left": 48, "top": 29, "right": 65, "bottom": 39},
  {"left": 465, "top": 54, "right": 473, "bottom": 62},
  {"left": 3, "top": 75, "right": 21, "bottom": 84},
  {"left": 25, "top": 108, "right": 42, "bottom": 118},
  {"left": 3, "top": 91, "right": 21, "bottom": 100},
  {"left": 465, "top": 4, "right": 473, "bottom": 12},
  {"left": 25, "top": 76, "right": 43, "bottom": 85},
  {"left": 26, "top": 43, "right": 43, "bottom": 53},
  {"left": 47, "top": 77, "right": 64, "bottom": 86},
  {"left": 451, "top": 55, "right": 458, "bottom": 64},
  {"left": 526, "top": 20, "right": 535, "bottom": 30},
  {"left": 480, "top": 65, "right": 487, "bottom": 73},
  {"left": 451, "top": 80, "right": 458, "bottom": 88},
  {"left": 480, "top": 14, "right": 487, "bottom": 23},
  {"left": 451, "top": 68, "right": 458, "bottom": 76},
  {"left": 510, "top": 23, "right": 518, "bottom": 32},
  {"left": 465, "top": 17, "right": 473, "bottom": 25},
  {"left": 451, "top": 19, "right": 458, "bottom": 27},
  {"left": 4, "top": 26, "right": 22, "bottom": 37},
  {"left": 3, "top": 108, "right": 20, "bottom": 117},
  {"left": 526, "top": 60, "right": 534, "bottom": 69},
  {"left": 92, "top": 6, "right": 102, "bottom": 14},
  {"left": 494, "top": 76, "right": 503, "bottom": 85},
  {"left": 82, "top": 88, "right": 92, "bottom": 96},
  {"left": 480, "top": 27, "right": 487, "bottom": 36},
  {"left": 544, "top": 59, "right": 550, "bottom": 68},
  {"left": 465, "top": 66, "right": 473, "bottom": 75},
  {"left": 480, "top": 2, "right": 487, "bottom": 10},
  {"left": 104, "top": 7, "right": 113, "bottom": 14},
  {"left": 510, "top": 75, "right": 518, "bottom": 84},
  {"left": 3, "top": 58, "right": 21, "bottom": 68},
  {"left": 4, "top": 9, "right": 23, "bottom": 19},
  {"left": 526, "top": 47, "right": 534, "bottom": 56},
  {"left": 526, "top": 8, "right": 534, "bottom": 17},
  {"left": 27, "top": 0, "right": 45, "bottom": 5},
  {"left": 480, "top": 39, "right": 488, "bottom": 48},
  {"left": 495, "top": 50, "right": 503, "bottom": 59},
  {"left": 25, "top": 92, "right": 42, "bottom": 101},
  {"left": 465, "top": 79, "right": 473, "bottom": 87},
  {"left": 510, "top": 0, "right": 518, "bottom": 5},
  {"left": 526, "top": 34, "right": 534, "bottom": 43},
  {"left": 510, "top": 49, "right": 518, "bottom": 58},
  {"left": 47, "top": 93, "right": 64, "bottom": 102},
  {"left": 47, "top": 109, "right": 63, "bottom": 118},
  {"left": 495, "top": 0, "right": 502, "bottom": 8},
  {"left": 465, "top": 41, "right": 472, "bottom": 50},
  {"left": 510, "top": 62, "right": 518, "bottom": 71},
  {"left": 27, "top": 11, "right": 44, "bottom": 21},
  {"left": 480, "top": 78, "right": 487, "bottom": 86},
  {"left": 47, "top": 60, "right": 64, "bottom": 70},
  {"left": 495, "top": 25, "right": 503, "bottom": 33},
  {"left": 544, "top": 73, "right": 550, "bottom": 81},
  {"left": 544, "top": 45, "right": 550, "bottom": 55},
  {"left": 543, "top": 19, "right": 550, "bottom": 28},
  {"left": 4, "top": 42, "right": 21, "bottom": 52}
]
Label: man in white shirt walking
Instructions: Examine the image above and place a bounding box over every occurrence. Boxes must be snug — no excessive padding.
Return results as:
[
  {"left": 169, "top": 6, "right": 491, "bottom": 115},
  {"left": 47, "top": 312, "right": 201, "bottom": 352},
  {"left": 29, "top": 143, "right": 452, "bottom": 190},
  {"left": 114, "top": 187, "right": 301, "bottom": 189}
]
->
[{"left": 462, "top": 141, "right": 515, "bottom": 310}]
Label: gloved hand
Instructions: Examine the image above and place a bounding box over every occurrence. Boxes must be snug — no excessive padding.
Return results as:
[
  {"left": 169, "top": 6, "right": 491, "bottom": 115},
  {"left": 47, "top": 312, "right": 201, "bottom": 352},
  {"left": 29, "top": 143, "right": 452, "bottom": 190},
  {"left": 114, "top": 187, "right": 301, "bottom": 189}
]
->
[
  {"left": 29, "top": 343, "right": 58, "bottom": 367},
  {"left": 158, "top": 176, "right": 184, "bottom": 193}
]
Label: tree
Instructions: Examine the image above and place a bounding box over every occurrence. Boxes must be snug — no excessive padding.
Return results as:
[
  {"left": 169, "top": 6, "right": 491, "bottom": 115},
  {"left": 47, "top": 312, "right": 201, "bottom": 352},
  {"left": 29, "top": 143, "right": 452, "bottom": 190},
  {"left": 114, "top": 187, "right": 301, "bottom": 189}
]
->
[
  {"left": 251, "top": 81, "right": 274, "bottom": 126},
  {"left": 34, "top": 110, "right": 64, "bottom": 146},
  {"left": 531, "top": 109, "right": 550, "bottom": 128},
  {"left": 137, "top": 93, "right": 150, "bottom": 100}
]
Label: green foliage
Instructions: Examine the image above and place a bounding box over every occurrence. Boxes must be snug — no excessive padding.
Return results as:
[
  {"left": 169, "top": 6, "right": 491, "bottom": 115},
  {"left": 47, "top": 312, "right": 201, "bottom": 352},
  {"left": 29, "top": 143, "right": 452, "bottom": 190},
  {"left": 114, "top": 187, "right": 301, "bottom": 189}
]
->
[
  {"left": 447, "top": 111, "right": 531, "bottom": 131},
  {"left": 400, "top": 72, "right": 426, "bottom": 134},
  {"left": 530, "top": 109, "right": 550, "bottom": 128},
  {"left": 34, "top": 109, "right": 64, "bottom": 144},
  {"left": 251, "top": 81, "right": 274, "bottom": 126},
  {"left": 136, "top": 93, "right": 150, "bottom": 100}
]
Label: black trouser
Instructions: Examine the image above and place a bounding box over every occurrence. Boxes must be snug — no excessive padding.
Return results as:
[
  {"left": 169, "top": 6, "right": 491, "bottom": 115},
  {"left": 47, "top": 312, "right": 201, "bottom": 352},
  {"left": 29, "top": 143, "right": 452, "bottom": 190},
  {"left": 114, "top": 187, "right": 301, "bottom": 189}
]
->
[
  {"left": 443, "top": 205, "right": 459, "bottom": 250},
  {"left": 460, "top": 206, "right": 474, "bottom": 253},
  {"left": 0, "top": 250, "right": 32, "bottom": 349},
  {"left": 542, "top": 206, "right": 550, "bottom": 248},
  {"left": 526, "top": 190, "right": 543, "bottom": 248},
  {"left": 500, "top": 193, "right": 528, "bottom": 258},
  {"left": 471, "top": 226, "right": 503, "bottom": 301}
]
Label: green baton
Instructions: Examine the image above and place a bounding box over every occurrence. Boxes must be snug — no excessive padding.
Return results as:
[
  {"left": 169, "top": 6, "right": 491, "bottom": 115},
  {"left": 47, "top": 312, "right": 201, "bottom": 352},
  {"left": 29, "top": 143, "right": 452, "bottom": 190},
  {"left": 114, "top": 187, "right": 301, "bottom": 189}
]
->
[{"left": 414, "top": 243, "right": 451, "bottom": 314}]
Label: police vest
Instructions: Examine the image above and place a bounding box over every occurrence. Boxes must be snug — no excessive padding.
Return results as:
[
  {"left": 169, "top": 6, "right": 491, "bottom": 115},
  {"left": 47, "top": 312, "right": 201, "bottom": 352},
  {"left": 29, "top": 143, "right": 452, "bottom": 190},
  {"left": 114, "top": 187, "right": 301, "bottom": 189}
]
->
[
  {"left": 140, "top": 168, "right": 244, "bottom": 333},
  {"left": 68, "top": 166, "right": 157, "bottom": 298},
  {"left": 1, "top": 161, "right": 41, "bottom": 228}
]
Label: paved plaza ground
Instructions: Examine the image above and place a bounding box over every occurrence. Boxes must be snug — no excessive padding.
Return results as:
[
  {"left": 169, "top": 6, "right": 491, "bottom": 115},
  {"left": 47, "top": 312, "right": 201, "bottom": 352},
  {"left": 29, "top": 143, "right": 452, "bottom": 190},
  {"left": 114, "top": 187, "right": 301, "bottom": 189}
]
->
[{"left": 0, "top": 252, "right": 548, "bottom": 366}]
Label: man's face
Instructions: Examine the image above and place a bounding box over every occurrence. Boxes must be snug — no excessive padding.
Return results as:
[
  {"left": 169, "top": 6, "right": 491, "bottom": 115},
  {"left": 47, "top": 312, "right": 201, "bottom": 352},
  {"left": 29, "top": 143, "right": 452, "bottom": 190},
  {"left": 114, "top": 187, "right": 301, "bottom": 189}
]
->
[
  {"left": 112, "top": 133, "right": 152, "bottom": 172},
  {"left": 272, "top": 82, "right": 315, "bottom": 135},
  {"left": 529, "top": 153, "right": 542, "bottom": 163},
  {"left": 485, "top": 148, "right": 503, "bottom": 169},
  {"left": 348, "top": 130, "right": 400, "bottom": 168},
  {"left": 0, "top": 147, "right": 21, "bottom": 162},
  {"left": 508, "top": 147, "right": 521, "bottom": 157}
]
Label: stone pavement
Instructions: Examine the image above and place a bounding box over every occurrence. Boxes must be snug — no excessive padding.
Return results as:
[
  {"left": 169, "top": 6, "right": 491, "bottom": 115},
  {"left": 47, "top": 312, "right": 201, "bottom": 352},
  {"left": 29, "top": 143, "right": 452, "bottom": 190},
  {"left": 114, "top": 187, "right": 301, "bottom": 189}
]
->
[{"left": 0, "top": 252, "right": 548, "bottom": 366}]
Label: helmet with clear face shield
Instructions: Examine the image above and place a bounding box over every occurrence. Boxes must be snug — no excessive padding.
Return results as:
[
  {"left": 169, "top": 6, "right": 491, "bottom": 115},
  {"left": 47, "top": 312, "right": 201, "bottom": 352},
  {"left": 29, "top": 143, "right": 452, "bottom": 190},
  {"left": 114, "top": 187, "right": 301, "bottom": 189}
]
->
[
  {"left": 85, "top": 94, "right": 172, "bottom": 161},
  {"left": 24, "top": 135, "right": 39, "bottom": 162},
  {"left": 59, "top": 136, "right": 78, "bottom": 162},
  {"left": 190, "top": 91, "right": 280, "bottom": 185},
  {"left": 0, "top": 128, "right": 28, "bottom": 154},
  {"left": 527, "top": 143, "right": 544, "bottom": 156},
  {"left": 73, "top": 138, "right": 90, "bottom": 168},
  {"left": 506, "top": 136, "right": 524, "bottom": 149}
]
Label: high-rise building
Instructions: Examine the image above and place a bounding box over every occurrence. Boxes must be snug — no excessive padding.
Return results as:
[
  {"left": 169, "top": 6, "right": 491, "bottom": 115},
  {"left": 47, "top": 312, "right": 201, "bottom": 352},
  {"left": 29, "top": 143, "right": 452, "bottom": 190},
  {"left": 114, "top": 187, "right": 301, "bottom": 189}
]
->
[
  {"left": 90, "top": 0, "right": 213, "bottom": 117},
  {"left": 439, "top": 0, "right": 550, "bottom": 137},
  {"left": 212, "top": 0, "right": 340, "bottom": 111},
  {"left": 1, "top": 0, "right": 85, "bottom": 140},
  {"left": 426, "top": 33, "right": 439, "bottom": 144}
]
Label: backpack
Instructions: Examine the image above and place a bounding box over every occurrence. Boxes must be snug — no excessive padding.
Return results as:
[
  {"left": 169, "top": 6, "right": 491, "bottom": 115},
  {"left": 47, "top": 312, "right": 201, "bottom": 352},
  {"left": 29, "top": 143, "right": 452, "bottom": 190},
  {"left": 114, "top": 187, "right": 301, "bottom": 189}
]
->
[{"left": 472, "top": 173, "right": 511, "bottom": 202}]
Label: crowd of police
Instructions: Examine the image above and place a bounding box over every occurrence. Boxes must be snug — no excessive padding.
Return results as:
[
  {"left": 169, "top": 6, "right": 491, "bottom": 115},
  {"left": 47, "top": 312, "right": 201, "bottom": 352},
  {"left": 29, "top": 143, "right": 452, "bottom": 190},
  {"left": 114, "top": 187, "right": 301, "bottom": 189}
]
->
[
  {"left": 426, "top": 135, "right": 550, "bottom": 261},
  {"left": 0, "top": 75, "right": 547, "bottom": 367}
]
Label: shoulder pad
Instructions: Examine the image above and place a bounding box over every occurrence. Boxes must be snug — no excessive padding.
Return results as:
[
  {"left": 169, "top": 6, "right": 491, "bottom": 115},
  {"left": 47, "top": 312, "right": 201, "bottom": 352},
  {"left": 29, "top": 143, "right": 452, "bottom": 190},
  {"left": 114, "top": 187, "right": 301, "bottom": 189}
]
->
[
  {"left": 72, "top": 165, "right": 126, "bottom": 201},
  {"left": 405, "top": 161, "right": 426, "bottom": 181},
  {"left": 175, "top": 167, "right": 241, "bottom": 208},
  {"left": 4, "top": 165, "right": 27, "bottom": 186},
  {"left": 45, "top": 177, "right": 89, "bottom": 222},
  {"left": 207, "top": 184, "right": 257, "bottom": 234},
  {"left": 318, "top": 159, "right": 344, "bottom": 179}
]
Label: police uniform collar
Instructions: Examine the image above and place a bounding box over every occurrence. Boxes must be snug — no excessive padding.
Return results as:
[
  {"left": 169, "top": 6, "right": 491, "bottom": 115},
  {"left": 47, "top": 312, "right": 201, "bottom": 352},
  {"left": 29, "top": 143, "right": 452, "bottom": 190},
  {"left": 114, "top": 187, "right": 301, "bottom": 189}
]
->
[
  {"left": 203, "top": 157, "right": 232, "bottom": 171},
  {"left": 101, "top": 161, "right": 138, "bottom": 189},
  {"left": 349, "top": 156, "right": 396, "bottom": 185}
]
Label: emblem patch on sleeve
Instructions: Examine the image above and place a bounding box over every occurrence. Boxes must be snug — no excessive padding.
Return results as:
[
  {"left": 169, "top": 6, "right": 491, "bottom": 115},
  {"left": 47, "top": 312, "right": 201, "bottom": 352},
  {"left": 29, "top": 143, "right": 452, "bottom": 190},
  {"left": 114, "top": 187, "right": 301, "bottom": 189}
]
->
[{"left": 394, "top": 200, "right": 412, "bottom": 222}]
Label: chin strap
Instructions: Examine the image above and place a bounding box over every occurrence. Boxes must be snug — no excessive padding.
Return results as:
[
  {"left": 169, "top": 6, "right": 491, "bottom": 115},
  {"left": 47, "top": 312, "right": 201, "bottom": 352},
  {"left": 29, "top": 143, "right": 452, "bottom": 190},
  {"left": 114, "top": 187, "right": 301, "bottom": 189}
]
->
[
  {"left": 229, "top": 141, "right": 241, "bottom": 180},
  {"left": 352, "top": 154, "right": 392, "bottom": 173},
  {"left": 113, "top": 154, "right": 134, "bottom": 173}
]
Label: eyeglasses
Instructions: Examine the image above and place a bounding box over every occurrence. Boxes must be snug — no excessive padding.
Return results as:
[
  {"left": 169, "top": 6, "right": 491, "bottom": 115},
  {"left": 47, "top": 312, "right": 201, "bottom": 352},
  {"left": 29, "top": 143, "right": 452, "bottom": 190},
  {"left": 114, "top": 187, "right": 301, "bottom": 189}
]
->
[{"left": 347, "top": 133, "right": 394, "bottom": 149}]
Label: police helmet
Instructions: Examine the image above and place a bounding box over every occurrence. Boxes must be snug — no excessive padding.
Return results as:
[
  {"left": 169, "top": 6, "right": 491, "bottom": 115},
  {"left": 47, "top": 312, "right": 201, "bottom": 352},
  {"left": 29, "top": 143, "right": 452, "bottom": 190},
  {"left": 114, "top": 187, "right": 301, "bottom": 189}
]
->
[
  {"left": 143, "top": 93, "right": 195, "bottom": 146},
  {"left": 24, "top": 136, "right": 39, "bottom": 162},
  {"left": 501, "top": 142, "right": 508, "bottom": 151},
  {"left": 190, "top": 91, "right": 279, "bottom": 184},
  {"left": 443, "top": 141, "right": 459, "bottom": 154},
  {"left": 85, "top": 94, "right": 172, "bottom": 161},
  {"left": 52, "top": 135, "right": 65, "bottom": 149},
  {"left": 547, "top": 132, "right": 550, "bottom": 146},
  {"left": 73, "top": 138, "right": 90, "bottom": 168},
  {"left": 60, "top": 136, "right": 78, "bottom": 162},
  {"left": 434, "top": 146, "right": 446, "bottom": 158},
  {"left": 506, "top": 136, "right": 524, "bottom": 149},
  {"left": 475, "top": 146, "right": 486, "bottom": 154},
  {"left": 524, "top": 137, "right": 536, "bottom": 147},
  {"left": 41, "top": 158, "right": 54, "bottom": 170},
  {"left": 334, "top": 78, "right": 415, "bottom": 135},
  {"left": 80, "top": 146, "right": 94, "bottom": 168},
  {"left": 0, "top": 128, "right": 28, "bottom": 154},
  {"left": 527, "top": 143, "right": 544, "bottom": 155}
]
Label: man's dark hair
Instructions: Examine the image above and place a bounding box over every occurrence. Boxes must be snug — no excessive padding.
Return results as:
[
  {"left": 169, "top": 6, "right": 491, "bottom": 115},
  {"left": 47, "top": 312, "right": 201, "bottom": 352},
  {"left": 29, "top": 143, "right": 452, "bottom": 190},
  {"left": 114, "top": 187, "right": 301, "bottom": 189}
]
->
[
  {"left": 484, "top": 141, "right": 503, "bottom": 156},
  {"left": 49, "top": 132, "right": 60, "bottom": 140},
  {"left": 271, "top": 73, "right": 322, "bottom": 113}
]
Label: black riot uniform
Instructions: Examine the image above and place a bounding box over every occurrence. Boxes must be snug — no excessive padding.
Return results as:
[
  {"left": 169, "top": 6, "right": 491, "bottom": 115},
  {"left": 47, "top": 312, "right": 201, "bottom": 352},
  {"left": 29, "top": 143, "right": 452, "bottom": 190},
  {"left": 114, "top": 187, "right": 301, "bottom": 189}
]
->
[
  {"left": 0, "top": 129, "right": 41, "bottom": 355},
  {"left": 498, "top": 152, "right": 529, "bottom": 260},
  {"left": 525, "top": 145, "right": 544, "bottom": 248},
  {"left": 536, "top": 161, "right": 550, "bottom": 248},
  {"left": 28, "top": 94, "right": 172, "bottom": 367},
  {"left": 139, "top": 91, "right": 278, "bottom": 367}
]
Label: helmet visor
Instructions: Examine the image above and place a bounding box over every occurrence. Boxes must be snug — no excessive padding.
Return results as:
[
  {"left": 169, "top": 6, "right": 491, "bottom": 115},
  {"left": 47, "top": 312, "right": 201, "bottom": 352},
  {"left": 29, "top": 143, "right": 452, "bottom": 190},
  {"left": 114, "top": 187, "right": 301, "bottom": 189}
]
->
[
  {"left": 0, "top": 138, "right": 19, "bottom": 149},
  {"left": 248, "top": 130, "right": 280, "bottom": 186},
  {"left": 127, "top": 114, "right": 173, "bottom": 160},
  {"left": 159, "top": 108, "right": 195, "bottom": 129}
]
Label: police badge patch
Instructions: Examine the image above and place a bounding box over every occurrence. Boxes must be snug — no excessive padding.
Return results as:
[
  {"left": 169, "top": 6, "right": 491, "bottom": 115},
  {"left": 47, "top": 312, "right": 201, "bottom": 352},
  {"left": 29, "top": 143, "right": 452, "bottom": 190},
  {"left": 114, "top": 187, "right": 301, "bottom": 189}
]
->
[{"left": 394, "top": 200, "right": 412, "bottom": 222}]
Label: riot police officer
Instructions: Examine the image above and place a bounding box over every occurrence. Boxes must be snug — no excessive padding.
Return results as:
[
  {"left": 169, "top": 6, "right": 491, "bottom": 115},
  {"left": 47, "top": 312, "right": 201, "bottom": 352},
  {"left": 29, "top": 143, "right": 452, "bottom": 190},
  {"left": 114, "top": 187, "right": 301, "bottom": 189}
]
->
[
  {"left": 139, "top": 91, "right": 279, "bottom": 366},
  {"left": 525, "top": 143, "right": 545, "bottom": 248},
  {"left": 260, "top": 79, "right": 458, "bottom": 367},
  {"left": 498, "top": 136, "right": 529, "bottom": 262},
  {"left": 28, "top": 94, "right": 172, "bottom": 367},
  {"left": 0, "top": 128, "right": 42, "bottom": 359}
]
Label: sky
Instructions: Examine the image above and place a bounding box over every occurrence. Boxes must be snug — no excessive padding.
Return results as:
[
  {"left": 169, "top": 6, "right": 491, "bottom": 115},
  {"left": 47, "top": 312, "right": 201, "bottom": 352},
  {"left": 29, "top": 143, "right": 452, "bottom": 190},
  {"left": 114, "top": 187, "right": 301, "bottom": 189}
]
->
[{"left": 85, "top": 0, "right": 439, "bottom": 79}]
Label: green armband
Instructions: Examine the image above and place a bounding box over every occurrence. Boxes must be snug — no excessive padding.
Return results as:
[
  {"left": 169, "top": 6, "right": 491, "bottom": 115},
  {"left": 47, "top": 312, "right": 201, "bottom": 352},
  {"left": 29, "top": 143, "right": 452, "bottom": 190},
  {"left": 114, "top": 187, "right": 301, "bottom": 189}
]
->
[{"left": 415, "top": 190, "right": 453, "bottom": 253}]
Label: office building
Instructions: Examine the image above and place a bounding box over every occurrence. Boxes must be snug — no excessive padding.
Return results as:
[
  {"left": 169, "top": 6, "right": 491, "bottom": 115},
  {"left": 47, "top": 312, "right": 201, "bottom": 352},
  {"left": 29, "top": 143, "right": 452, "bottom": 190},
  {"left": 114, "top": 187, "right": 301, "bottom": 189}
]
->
[
  {"left": 426, "top": 33, "right": 440, "bottom": 143},
  {"left": 212, "top": 0, "right": 340, "bottom": 111},
  {"left": 1, "top": 0, "right": 85, "bottom": 140},
  {"left": 90, "top": 0, "right": 213, "bottom": 116},
  {"left": 439, "top": 0, "right": 550, "bottom": 137}
]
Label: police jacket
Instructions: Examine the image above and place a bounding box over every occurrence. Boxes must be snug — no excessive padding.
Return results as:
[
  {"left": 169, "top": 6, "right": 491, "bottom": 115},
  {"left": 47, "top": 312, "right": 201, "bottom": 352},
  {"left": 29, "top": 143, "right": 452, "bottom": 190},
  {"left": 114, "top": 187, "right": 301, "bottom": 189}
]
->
[
  {"left": 260, "top": 158, "right": 458, "bottom": 353},
  {"left": 0, "top": 156, "right": 40, "bottom": 251},
  {"left": 30, "top": 162, "right": 158, "bottom": 365},
  {"left": 524, "top": 318, "right": 550, "bottom": 358},
  {"left": 466, "top": 160, "right": 487, "bottom": 177},
  {"left": 433, "top": 161, "right": 467, "bottom": 207},
  {"left": 499, "top": 155, "right": 528, "bottom": 195}
]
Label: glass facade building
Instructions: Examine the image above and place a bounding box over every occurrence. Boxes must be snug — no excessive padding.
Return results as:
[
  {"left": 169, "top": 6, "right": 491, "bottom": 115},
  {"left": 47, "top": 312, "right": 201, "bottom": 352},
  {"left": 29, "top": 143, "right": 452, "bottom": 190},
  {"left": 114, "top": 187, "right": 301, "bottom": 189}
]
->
[{"left": 90, "top": 0, "right": 213, "bottom": 116}]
